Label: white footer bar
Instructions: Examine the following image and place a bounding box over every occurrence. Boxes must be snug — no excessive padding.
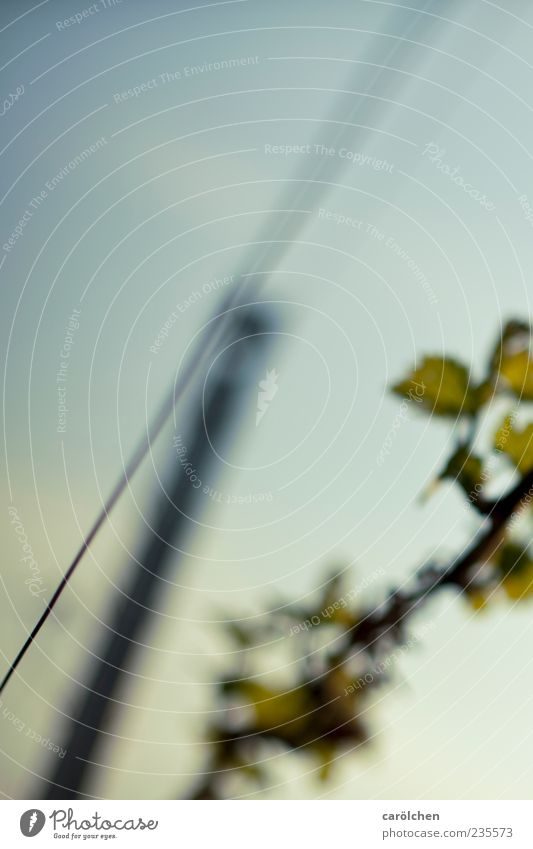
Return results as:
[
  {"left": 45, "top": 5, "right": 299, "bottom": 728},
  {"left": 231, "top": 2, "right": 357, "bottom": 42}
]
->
[{"left": 2, "top": 800, "right": 532, "bottom": 847}]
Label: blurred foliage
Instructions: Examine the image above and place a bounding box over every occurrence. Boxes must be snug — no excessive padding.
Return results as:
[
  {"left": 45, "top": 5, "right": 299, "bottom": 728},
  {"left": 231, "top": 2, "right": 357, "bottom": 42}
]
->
[
  {"left": 469, "top": 542, "right": 533, "bottom": 608},
  {"left": 190, "top": 571, "right": 383, "bottom": 798},
  {"left": 189, "top": 320, "right": 533, "bottom": 799},
  {"left": 499, "top": 350, "right": 533, "bottom": 400},
  {"left": 393, "top": 355, "right": 478, "bottom": 416},
  {"left": 439, "top": 445, "right": 484, "bottom": 499},
  {"left": 495, "top": 416, "right": 533, "bottom": 473}
]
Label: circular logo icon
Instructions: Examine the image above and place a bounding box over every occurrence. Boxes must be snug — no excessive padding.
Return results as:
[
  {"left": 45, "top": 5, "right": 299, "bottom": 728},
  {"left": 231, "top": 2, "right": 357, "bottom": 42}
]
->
[{"left": 20, "top": 810, "right": 46, "bottom": 837}]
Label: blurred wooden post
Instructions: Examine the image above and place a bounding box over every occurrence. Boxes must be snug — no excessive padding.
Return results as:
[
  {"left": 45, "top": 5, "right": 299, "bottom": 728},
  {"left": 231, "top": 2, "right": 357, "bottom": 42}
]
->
[{"left": 43, "top": 309, "right": 271, "bottom": 798}]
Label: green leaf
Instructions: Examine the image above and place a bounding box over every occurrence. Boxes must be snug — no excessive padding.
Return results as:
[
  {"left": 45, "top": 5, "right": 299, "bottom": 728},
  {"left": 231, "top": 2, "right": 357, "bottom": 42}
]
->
[
  {"left": 467, "top": 542, "right": 533, "bottom": 608},
  {"left": 224, "top": 621, "right": 255, "bottom": 648},
  {"left": 440, "top": 446, "right": 484, "bottom": 499},
  {"left": 227, "top": 680, "right": 310, "bottom": 731},
  {"left": 494, "top": 542, "right": 533, "bottom": 601},
  {"left": 498, "top": 350, "right": 533, "bottom": 400},
  {"left": 285, "top": 571, "right": 359, "bottom": 630},
  {"left": 488, "top": 320, "right": 530, "bottom": 373},
  {"left": 314, "top": 742, "right": 336, "bottom": 781},
  {"left": 320, "top": 572, "right": 344, "bottom": 608},
  {"left": 466, "top": 588, "right": 491, "bottom": 612},
  {"left": 392, "top": 356, "right": 477, "bottom": 416},
  {"left": 471, "top": 379, "right": 494, "bottom": 409},
  {"left": 494, "top": 416, "right": 533, "bottom": 473}
]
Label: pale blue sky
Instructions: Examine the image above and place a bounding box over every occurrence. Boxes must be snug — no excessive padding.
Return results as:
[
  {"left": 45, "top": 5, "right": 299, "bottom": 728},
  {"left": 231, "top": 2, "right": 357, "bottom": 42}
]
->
[{"left": 1, "top": 0, "right": 533, "bottom": 799}]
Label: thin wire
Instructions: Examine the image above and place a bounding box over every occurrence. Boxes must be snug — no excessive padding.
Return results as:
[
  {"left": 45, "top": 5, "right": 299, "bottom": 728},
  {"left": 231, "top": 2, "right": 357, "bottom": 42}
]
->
[
  {"left": 0, "top": 0, "right": 440, "bottom": 696},
  {"left": 0, "top": 275, "right": 255, "bottom": 697}
]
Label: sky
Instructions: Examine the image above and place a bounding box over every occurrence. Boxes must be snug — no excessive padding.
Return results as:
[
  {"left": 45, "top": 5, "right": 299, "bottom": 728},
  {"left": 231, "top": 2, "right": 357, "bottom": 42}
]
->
[{"left": 1, "top": 0, "right": 533, "bottom": 799}]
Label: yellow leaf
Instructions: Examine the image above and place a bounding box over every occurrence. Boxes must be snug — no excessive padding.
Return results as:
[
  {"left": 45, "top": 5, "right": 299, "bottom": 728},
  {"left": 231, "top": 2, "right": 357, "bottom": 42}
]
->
[
  {"left": 315, "top": 743, "right": 336, "bottom": 781},
  {"left": 499, "top": 350, "right": 533, "bottom": 400},
  {"left": 494, "top": 417, "right": 533, "bottom": 473},
  {"left": 495, "top": 542, "right": 533, "bottom": 601},
  {"left": 502, "top": 571, "right": 533, "bottom": 600},
  {"left": 392, "top": 356, "right": 477, "bottom": 416},
  {"left": 440, "top": 446, "right": 484, "bottom": 499},
  {"left": 466, "top": 589, "right": 490, "bottom": 611},
  {"left": 235, "top": 681, "right": 309, "bottom": 731}
]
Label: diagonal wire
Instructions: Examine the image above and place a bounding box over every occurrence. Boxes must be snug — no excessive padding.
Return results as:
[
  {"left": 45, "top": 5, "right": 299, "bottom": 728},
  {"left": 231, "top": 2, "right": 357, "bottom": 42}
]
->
[{"left": 0, "top": 0, "right": 441, "bottom": 696}]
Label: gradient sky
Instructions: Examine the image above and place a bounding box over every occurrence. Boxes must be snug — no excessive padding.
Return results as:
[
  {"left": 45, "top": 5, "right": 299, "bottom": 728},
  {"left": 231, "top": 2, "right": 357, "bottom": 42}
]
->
[{"left": 1, "top": 0, "right": 533, "bottom": 799}]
